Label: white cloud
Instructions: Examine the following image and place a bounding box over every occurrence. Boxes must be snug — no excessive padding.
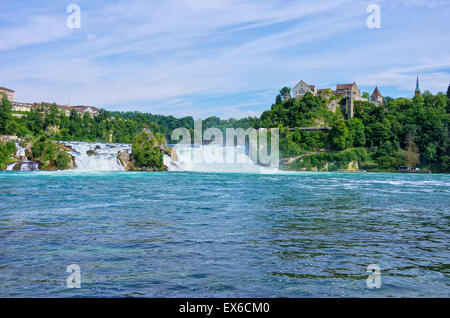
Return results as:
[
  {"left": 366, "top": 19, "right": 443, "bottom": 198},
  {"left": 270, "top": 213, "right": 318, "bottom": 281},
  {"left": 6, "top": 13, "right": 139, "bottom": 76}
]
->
[
  {"left": 0, "top": 15, "right": 71, "bottom": 51},
  {"left": 1, "top": 0, "right": 449, "bottom": 117}
]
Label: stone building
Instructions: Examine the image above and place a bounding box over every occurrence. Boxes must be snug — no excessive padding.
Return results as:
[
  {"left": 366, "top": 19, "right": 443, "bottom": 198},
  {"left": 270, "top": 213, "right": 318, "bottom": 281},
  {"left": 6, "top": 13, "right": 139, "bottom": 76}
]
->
[
  {"left": 370, "top": 86, "right": 383, "bottom": 106},
  {"left": 292, "top": 80, "right": 317, "bottom": 99},
  {"left": 0, "top": 87, "right": 15, "bottom": 102},
  {"left": 344, "top": 92, "right": 354, "bottom": 119},
  {"left": 336, "top": 82, "right": 360, "bottom": 99}
]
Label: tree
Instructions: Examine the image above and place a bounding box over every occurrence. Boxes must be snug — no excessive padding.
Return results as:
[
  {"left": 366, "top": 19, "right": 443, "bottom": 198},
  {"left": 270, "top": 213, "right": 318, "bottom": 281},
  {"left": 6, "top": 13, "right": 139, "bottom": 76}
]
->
[
  {"left": 362, "top": 91, "right": 370, "bottom": 99},
  {"left": 346, "top": 118, "right": 366, "bottom": 147},
  {"left": 279, "top": 87, "right": 291, "bottom": 97},
  {"left": 131, "top": 131, "right": 164, "bottom": 169},
  {"left": 275, "top": 94, "right": 282, "bottom": 105},
  {"left": 330, "top": 120, "right": 350, "bottom": 150},
  {"left": 446, "top": 84, "right": 450, "bottom": 99},
  {"left": 402, "top": 133, "right": 419, "bottom": 168},
  {"left": 0, "top": 93, "right": 12, "bottom": 134}
]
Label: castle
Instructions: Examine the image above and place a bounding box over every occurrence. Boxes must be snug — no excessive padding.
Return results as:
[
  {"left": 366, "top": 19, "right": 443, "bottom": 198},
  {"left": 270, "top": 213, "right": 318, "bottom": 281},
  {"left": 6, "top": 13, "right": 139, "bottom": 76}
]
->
[{"left": 290, "top": 80, "right": 384, "bottom": 119}]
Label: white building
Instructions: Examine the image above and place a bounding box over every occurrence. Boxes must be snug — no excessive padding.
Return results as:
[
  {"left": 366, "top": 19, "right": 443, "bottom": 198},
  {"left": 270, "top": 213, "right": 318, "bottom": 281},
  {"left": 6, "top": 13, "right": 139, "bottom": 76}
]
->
[{"left": 292, "top": 80, "right": 317, "bottom": 99}]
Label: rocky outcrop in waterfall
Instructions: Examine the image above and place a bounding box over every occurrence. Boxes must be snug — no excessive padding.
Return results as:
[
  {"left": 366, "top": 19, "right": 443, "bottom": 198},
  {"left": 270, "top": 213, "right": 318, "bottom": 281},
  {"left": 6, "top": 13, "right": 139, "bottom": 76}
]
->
[
  {"left": 16, "top": 137, "right": 75, "bottom": 171},
  {"left": 117, "top": 151, "right": 136, "bottom": 171}
]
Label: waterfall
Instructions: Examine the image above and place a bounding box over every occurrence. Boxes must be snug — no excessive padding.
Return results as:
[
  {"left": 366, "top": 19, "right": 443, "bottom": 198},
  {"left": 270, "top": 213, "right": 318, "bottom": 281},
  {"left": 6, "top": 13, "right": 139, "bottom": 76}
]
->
[
  {"left": 4, "top": 140, "right": 277, "bottom": 173},
  {"left": 15, "top": 142, "right": 26, "bottom": 157},
  {"left": 6, "top": 161, "right": 40, "bottom": 171},
  {"left": 19, "top": 161, "right": 40, "bottom": 171},
  {"left": 168, "top": 144, "right": 278, "bottom": 173},
  {"left": 62, "top": 142, "right": 130, "bottom": 171}
]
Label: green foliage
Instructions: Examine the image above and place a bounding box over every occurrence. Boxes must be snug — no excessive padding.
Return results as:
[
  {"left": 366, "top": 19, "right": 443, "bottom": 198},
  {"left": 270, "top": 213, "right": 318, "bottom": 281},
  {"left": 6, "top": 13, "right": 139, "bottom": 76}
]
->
[
  {"left": 0, "top": 141, "right": 17, "bottom": 170},
  {"left": 288, "top": 148, "right": 370, "bottom": 171},
  {"left": 0, "top": 93, "right": 12, "bottom": 134},
  {"left": 6, "top": 87, "right": 449, "bottom": 172},
  {"left": 30, "top": 136, "right": 71, "bottom": 170},
  {"left": 346, "top": 118, "right": 366, "bottom": 147},
  {"left": 330, "top": 120, "right": 350, "bottom": 150},
  {"left": 132, "top": 132, "right": 164, "bottom": 169},
  {"left": 56, "top": 152, "right": 72, "bottom": 170},
  {"left": 262, "top": 89, "right": 448, "bottom": 172}
]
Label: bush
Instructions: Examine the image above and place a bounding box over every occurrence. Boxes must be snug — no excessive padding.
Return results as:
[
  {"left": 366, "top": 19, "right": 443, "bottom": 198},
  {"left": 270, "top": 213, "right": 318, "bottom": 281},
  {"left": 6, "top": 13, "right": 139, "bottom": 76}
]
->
[
  {"left": 288, "top": 148, "right": 369, "bottom": 171},
  {"left": 56, "top": 152, "right": 71, "bottom": 170},
  {"left": 0, "top": 141, "right": 17, "bottom": 170},
  {"left": 132, "top": 131, "right": 164, "bottom": 169}
]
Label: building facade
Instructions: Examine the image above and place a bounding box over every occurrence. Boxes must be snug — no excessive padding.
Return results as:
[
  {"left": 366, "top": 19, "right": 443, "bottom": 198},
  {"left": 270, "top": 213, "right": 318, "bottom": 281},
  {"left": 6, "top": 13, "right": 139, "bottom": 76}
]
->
[
  {"left": 0, "top": 87, "right": 15, "bottom": 102},
  {"left": 11, "top": 102, "right": 33, "bottom": 112},
  {"left": 292, "top": 80, "right": 317, "bottom": 99},
  {"left": 336, "top": 82, "right": 360, "bottom": 99},
  {"left": 370, "top": 86, "right": 383, "bottom": 106}
]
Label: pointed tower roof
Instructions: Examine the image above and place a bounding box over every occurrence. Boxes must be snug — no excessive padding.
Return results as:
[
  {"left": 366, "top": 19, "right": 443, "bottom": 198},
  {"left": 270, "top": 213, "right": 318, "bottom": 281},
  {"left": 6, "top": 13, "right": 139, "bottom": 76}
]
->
[
  {"left": 415, "top": 76, "right": 420, "bottom": 92},
  {"left": 371, "top": 86, "right": 382, "bottom": 97}
]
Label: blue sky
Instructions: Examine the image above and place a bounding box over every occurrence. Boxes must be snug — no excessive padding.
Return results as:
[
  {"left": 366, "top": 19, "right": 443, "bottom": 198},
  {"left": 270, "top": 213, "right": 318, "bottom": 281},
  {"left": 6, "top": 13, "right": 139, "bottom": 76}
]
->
[{"left": 0, "top": 0, "right": 449, "bottom": 119}]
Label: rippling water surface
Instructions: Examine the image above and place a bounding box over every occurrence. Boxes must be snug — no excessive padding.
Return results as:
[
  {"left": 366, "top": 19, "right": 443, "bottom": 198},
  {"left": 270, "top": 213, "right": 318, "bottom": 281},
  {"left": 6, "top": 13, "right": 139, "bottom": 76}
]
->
[{"left": 0, "top": 171, "right": 449, "bottom": 297}]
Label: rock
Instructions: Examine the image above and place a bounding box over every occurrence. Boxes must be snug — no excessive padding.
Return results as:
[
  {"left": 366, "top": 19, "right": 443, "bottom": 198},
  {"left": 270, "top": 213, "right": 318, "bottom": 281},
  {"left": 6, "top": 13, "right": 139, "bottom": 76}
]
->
[
  {"left": 169, "top": 148, "right": 178, "bottom": 162},
  {"left": 86, "top": 150, "right": 98, "bottom": 156},
  {"left": 22, "top": 140, "right": 33, "bottom": 157},
  {"left": 94, "top": 145, "right": 101, "bottom": 151},
  {"left": 161, "top": 164, "right": 168, "bottom": 171},
  {"left": 59, "top": 144, "right": 73, "bottom": 152},
  {"left": 67, "top": 155, "right": 75, "bottom": 170},
  {"left": 347, "top": 160, "right": 359, "bottom": 170},
  {"left": 117, "top": 151, "right": 136, "bottom": 171},
  {"left": 13, "top": 163, "right": 21, "bottom": 170}
]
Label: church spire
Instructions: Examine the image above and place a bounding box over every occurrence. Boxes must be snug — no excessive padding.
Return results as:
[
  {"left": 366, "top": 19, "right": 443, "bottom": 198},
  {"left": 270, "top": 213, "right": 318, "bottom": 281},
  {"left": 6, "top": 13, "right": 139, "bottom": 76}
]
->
[{"left": 415, "top": 76, "right": 421, "bottom": 97}]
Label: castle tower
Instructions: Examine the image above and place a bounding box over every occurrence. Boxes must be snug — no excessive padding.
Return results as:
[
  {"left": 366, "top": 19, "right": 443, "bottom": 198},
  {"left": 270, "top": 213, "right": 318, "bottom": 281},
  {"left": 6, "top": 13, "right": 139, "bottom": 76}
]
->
[
  {"left": 346, "top": 92, "right": 354, "bottom": 119},
  {"left": 371, "top": 86, "right": 383, "bottom": 106},
  {"left": 415, "top": 76, "right": 421, "bottom": 97}
]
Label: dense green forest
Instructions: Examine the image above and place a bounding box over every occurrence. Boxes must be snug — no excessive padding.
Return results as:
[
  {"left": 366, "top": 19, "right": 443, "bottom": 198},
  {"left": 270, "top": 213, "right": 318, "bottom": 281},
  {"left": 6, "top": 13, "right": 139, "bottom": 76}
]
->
[
  {"left": 0, "top": 99, "right": 255, "bottom": 144},
  {"left": 261, "top": 86, "right": 449, "bottom": 172},
  {"left": 1, "top": 85, "right": 449, "bottom": 172}
]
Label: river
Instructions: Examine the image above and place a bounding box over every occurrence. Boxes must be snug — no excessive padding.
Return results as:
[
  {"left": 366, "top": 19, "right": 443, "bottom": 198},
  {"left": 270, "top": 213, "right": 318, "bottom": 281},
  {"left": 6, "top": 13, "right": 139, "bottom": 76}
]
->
[{"left": 0, "top": 169, "right": 448, "bottom": 297}]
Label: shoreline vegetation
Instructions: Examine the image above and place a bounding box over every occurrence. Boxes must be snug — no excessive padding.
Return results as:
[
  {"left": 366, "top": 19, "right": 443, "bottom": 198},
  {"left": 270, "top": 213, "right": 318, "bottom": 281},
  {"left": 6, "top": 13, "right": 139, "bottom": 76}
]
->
[{"left": 1, "top": 86, "right": 449, "bottom": 173}]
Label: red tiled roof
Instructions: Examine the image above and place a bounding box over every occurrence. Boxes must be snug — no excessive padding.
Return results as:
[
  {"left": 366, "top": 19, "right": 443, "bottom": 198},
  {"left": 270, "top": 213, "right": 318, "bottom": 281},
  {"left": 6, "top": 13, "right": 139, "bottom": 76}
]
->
[{"left": 372, "top": 86, "right": 382, "bottom": 97}]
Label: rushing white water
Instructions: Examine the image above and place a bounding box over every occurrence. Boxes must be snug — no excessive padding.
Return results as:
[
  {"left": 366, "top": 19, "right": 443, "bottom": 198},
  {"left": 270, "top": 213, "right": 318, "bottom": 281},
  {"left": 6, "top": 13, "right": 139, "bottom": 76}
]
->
[
  {"left": 19, "top": 161, "right": 40, "bottom": 171},
  {"left": 62, "top": 142, "right": 130, "bottom": 171},
  {"left": 4, "top": 140, "right": 275, "bottom": 173},
  {"left": 6, "top": 161, "right": 40, "bottom": 171},
  {"left": 170, "top": 144, "right": 278, "bottom": 173},
  {"left": 15, "top": 142, "right": 26, "bottom": 157}
]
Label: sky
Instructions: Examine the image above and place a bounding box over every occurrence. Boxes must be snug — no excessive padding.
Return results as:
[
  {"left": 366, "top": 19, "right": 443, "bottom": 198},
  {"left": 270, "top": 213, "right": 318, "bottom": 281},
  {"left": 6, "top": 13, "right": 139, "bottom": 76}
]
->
[{"left": 0, "top": 0, "right": 449, "bottom": 119}]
